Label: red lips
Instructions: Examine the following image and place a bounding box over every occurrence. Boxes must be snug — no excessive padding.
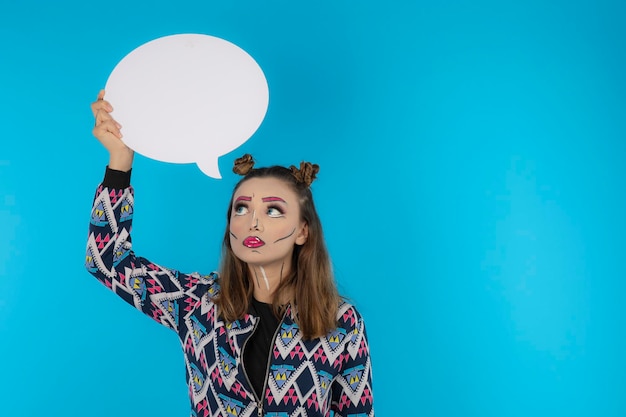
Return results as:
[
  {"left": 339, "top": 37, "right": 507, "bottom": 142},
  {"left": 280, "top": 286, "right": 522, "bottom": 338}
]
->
[{"left": 243, "top": 236, "right": 265, "bottom": 248}]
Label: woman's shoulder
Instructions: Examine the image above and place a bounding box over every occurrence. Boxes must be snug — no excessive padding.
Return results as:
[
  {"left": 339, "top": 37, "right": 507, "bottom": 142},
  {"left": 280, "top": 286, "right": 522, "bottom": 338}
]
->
[{"left": 335, "top": 299, "right": 366, "bottom": 332}]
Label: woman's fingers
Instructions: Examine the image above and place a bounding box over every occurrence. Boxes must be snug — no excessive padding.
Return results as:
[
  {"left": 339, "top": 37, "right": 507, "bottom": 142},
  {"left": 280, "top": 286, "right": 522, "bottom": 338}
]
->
[
  {"left": 91, "top": 99, "right": 113, "bottom": 117},
  {"left": 94, "top": 103, "right": 116, "bottom": 125},
  {"left": 92, "top": 90, "right": 121, "bottom": 139},
  {"left": 94, "top": 108, "right": 122, "bottom": 132},
  {"left": 90, "top": 90, "right": 132, "bottom": 168},
  {"left": 93, "top": 117, "right": 123, "bottom": 139},
  {"left": 91, "top": 90, "right": 114, "bottom": 117}
]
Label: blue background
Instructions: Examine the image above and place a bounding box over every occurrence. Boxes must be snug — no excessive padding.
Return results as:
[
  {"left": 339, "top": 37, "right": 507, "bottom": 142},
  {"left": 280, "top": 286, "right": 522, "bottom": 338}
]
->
[{"left": 1, "top": 1, "right": 625, "bottom": 416}]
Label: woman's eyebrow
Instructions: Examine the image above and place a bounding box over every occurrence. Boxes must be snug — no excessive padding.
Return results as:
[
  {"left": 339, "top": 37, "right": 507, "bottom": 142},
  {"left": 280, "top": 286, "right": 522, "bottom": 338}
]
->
[
  {"left": 262, "top": 196, "right": 286, "bottom": 203},
  {"left": 235, "top": 196, "right": 252, "bottom": 202}
]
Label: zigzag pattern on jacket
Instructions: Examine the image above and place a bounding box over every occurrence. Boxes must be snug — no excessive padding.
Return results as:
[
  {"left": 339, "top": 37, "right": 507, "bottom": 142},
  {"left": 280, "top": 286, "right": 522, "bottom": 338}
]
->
[{"left": 85, "top": 184, "right": 374, "bottom": 417}]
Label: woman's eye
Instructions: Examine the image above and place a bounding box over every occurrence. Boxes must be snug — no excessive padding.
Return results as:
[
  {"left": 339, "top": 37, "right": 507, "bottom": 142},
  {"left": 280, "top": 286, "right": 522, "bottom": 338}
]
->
[
  {"left": 234, "top": 204, "right": 249, "bottom": 216},
  {"left": 267, "top": 206, "right": 284, "bottom": 217}
]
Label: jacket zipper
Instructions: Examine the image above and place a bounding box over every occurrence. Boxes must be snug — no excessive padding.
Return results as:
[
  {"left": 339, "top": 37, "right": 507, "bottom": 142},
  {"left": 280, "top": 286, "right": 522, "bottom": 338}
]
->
[{"left": 241, "top": 310, "right": 287, "bottom": 417}]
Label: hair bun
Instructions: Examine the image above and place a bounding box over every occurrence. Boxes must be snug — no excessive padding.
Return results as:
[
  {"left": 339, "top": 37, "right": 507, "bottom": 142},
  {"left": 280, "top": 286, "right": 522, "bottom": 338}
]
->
[
  {"left": 233, "top": 154, "right": 255, "bottom": 175},
  {"left": 290, "top": 161, "right": 320, "bottom": 187}
]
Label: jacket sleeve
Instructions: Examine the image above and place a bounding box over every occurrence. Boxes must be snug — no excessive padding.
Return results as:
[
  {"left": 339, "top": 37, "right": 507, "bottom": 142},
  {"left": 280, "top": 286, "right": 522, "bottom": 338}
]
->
[
  {"left": 84, "top": 182, "right": 199, "bottom": 332},
  {"left": 330, "top": 305, "right": 375, "bottom": 416}
]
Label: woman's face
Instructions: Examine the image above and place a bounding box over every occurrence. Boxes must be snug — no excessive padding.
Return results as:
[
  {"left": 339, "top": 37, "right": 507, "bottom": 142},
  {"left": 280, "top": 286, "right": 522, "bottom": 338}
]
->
[{"left": 229, "top": 177, "right": 308, "bottom": 269}]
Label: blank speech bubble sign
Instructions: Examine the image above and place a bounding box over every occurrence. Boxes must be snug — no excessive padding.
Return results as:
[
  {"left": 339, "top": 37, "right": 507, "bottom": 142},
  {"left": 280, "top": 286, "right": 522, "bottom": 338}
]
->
[{"left": 104, "top": 34, "right": 269, "bottom": 178}]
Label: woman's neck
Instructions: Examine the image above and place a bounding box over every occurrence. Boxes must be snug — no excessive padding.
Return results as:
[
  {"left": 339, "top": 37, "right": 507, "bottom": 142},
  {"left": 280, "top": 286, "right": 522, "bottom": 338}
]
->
[{"left": 248, "top": 262, "right": 290, "bottom": 303}]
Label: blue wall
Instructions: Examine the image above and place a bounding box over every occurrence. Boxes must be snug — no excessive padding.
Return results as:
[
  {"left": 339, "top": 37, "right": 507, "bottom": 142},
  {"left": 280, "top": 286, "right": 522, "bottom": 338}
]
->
[{"left": 1, "top": 1, "right": 625, "bottom": 416}]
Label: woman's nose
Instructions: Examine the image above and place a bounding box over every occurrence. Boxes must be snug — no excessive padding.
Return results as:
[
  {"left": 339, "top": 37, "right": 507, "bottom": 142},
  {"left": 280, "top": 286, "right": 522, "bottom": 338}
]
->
[{"left": 250, "top": 211, "right": 262, "bottom": 231}]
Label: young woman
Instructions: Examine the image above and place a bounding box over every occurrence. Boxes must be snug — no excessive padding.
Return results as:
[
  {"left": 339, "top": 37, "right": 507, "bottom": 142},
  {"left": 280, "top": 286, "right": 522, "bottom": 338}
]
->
[{"left": 86, "top": 91, "right": 374, "bottom": 417}]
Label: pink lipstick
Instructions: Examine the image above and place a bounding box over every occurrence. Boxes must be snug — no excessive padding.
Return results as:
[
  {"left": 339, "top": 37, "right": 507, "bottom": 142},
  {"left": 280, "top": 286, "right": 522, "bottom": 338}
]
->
[{"left": 243, "top": 236, "right": 265, "bottom": 248}]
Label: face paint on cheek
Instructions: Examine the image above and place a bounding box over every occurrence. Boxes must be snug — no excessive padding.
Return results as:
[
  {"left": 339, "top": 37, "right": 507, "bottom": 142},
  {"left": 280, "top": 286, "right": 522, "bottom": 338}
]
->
[
  {"left": 230, "top": 231, "right": 238, "bottom": 240},
  {"left": 273, "top": 227, "right": 296, "bottom": 244}
]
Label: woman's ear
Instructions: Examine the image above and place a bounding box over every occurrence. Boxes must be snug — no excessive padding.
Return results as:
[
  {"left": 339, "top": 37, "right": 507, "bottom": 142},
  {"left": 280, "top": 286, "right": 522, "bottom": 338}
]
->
[{"left": 295, "top": 222, "right": 309, "bottom": 245}]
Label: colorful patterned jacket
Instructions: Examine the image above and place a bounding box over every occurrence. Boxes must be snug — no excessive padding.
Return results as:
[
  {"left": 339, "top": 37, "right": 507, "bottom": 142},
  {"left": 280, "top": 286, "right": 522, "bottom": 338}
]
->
[{"left": 85, "top": 182, "right": 375, "bottom": 417}]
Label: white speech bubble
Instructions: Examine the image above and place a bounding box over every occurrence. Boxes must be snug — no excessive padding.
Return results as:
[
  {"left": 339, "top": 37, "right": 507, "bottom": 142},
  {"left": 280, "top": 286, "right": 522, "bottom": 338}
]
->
[{"left": 104, "top": 34, "right": 269, "bottom": 178}]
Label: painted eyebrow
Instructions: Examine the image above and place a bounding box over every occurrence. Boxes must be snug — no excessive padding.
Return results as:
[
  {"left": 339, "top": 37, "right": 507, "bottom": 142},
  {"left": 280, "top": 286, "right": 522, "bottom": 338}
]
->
[
  {"left": 235, "top": 196, "right": 252, "bottom": 202},
  {"left": 262, "top": 197, "right": 287, "bottom": 203}
]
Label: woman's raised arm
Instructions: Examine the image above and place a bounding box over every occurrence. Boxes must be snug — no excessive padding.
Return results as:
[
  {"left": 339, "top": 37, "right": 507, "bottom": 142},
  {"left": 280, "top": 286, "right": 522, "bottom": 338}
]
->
[{"left": 85, "top": 90, "right": 208, "bottom": 332}]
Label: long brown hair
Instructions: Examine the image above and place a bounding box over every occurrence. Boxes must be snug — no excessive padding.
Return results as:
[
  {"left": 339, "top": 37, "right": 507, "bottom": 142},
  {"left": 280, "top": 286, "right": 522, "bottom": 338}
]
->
[{"left": 214, "top": 155, "right": 340, "bottom": 339}]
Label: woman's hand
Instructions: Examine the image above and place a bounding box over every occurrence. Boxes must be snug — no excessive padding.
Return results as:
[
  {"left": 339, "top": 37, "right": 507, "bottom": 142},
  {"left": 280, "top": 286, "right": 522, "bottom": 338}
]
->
[{"left": 91, "top": 90, "right": 134, "bottom": 171}]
